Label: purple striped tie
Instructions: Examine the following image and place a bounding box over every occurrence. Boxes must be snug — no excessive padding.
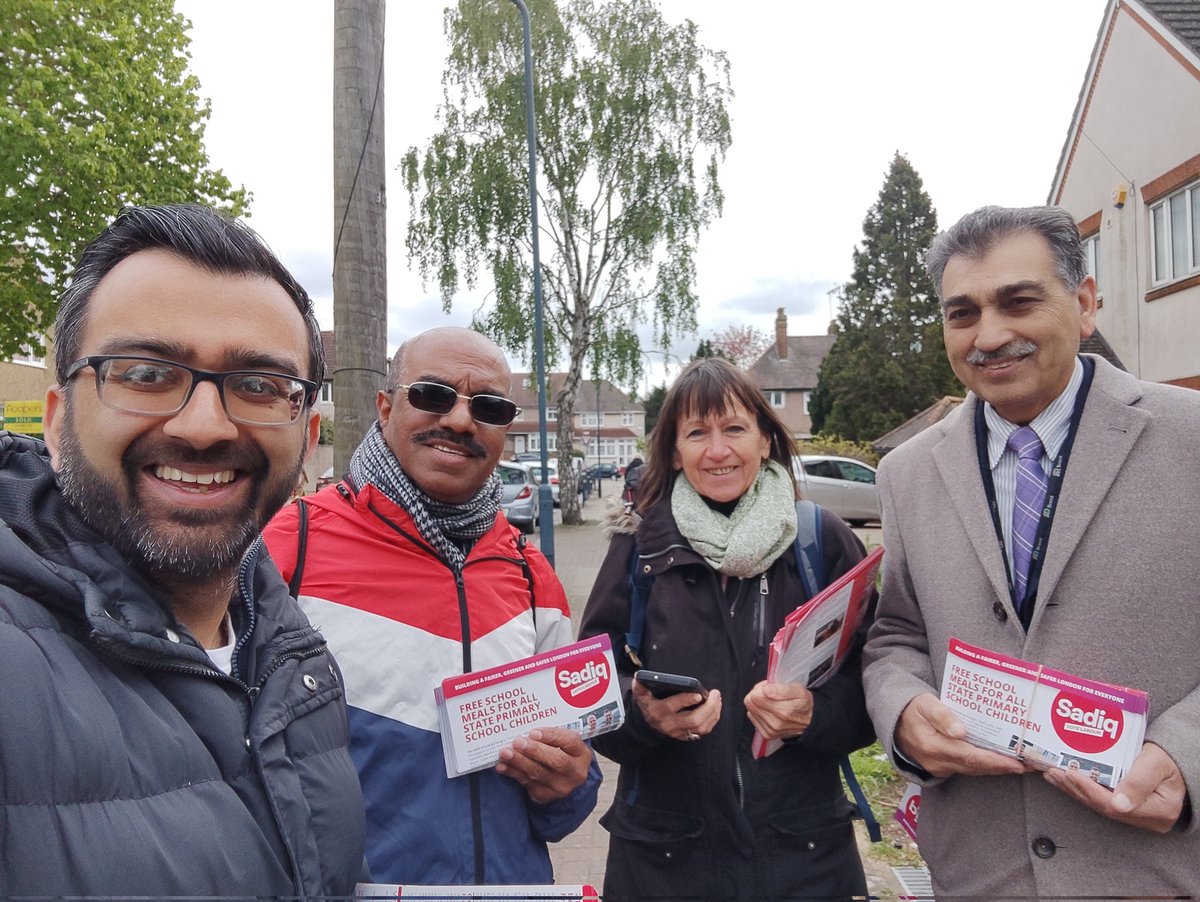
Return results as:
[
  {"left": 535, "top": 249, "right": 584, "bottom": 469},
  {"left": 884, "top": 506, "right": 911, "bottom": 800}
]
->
[{"left": 1008, "top": 426, "right": 1048, "bottom": 608}]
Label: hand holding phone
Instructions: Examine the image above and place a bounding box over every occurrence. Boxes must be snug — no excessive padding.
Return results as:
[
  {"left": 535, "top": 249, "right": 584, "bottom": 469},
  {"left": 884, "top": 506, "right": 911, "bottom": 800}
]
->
[{"left": 635, "top": 669, "right": 709, "bottom": 701}]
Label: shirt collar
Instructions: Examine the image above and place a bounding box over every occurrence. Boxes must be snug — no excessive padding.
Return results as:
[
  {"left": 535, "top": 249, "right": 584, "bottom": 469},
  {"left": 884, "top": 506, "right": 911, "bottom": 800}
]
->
[{"left": 984, "top": 356, "right": 1083, "bottom": 469}]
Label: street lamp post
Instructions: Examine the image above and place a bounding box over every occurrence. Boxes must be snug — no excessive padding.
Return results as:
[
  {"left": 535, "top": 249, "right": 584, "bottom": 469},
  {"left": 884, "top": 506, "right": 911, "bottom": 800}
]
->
[
  {"left": 594, "top": 380, "right": 602, "bottom": 498},
  {"left": 508, "top": 0, "right": 554, "bottom": 567}
]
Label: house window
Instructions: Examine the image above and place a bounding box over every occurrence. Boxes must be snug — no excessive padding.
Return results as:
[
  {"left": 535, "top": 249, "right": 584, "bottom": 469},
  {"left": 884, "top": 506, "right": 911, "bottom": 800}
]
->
[
  {"left": 1150, "top": 182, "right": 1200, "bottom": 284},
  {"left": 621, "top": 411, "right": 635, "bottom": 427},
  {"left": 528, "top": 434, "right": 557, "bottom": 452},
  {"left": 7, "top": 343, "right": 45, "bottom": 367},
  {"left": 1083, "top": 234, "right": 1100, "bottom": 295},
  {"left": 547, "top": 407, "right": 558, "bottom": 421},
  {"left": 767, "top": 390, "right": 785, "bottom": 408},
  {"left": 802, "top": 391, "right": 811, "bottom": 416},
  {"left": 319, "top": 381, "right": 333, "bottom": 403},
  {"left": 580, "top": 412, "right": 598, "bottom": 427}
]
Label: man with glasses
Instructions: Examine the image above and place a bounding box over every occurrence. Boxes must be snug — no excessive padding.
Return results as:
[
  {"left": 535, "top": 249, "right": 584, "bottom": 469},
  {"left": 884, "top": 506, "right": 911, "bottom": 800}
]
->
[
  {"left": 0, "top": 204, "right": 364, "bottom": 896},
  {"left": 264, "top": 326, "right": 600, "bottom": 886}
]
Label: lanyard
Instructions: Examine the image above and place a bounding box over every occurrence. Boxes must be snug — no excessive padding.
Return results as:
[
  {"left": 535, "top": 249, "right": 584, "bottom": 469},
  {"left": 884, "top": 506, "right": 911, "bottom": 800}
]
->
[{"left": 974, "top": 357, "right": 1094, "bottom": 629}]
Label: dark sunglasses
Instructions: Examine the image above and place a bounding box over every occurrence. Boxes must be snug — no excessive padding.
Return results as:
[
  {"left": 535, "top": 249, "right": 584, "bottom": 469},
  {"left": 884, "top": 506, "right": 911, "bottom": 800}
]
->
[{"left": 395, "top": 381, "right": 520, "bottom": 427}]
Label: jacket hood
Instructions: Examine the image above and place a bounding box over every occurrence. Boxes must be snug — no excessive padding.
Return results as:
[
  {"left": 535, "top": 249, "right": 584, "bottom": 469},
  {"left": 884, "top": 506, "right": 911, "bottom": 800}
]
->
[{"left": 0, "top": 432, "right": 308, "bottom": 668}]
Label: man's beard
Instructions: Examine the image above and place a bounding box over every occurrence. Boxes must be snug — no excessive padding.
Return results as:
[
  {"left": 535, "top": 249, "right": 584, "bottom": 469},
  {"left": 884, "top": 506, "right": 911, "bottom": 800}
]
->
[{"left": 56, "top": 409, "right": 304, "bottom": 583}]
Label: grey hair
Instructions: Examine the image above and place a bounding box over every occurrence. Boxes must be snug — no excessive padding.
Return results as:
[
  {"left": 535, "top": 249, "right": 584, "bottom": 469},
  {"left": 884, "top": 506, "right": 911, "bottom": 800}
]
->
[
  {"left": 53, "top": 203, "right": 325, "bottom": 384},
  {"left": 925, "top": 205, "right": 1087, "bottom": 301}
]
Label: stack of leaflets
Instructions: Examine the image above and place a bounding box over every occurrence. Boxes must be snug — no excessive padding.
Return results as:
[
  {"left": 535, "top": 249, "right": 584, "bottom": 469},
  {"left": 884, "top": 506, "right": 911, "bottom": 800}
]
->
[
  {"left": 435, "top": 634, "right": 624, "bottom": 778},
  {"left": 939, "top": 637, "right": 1147, "bottom": 788},
  {"left": 751, "top": 545, "right": 884, "bottom": 759}
]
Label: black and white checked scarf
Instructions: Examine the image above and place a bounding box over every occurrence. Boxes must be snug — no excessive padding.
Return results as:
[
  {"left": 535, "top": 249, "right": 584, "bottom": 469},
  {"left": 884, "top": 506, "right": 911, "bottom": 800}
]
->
[{"left": 349, "top": 422, "right": 502, "bottom": 571}]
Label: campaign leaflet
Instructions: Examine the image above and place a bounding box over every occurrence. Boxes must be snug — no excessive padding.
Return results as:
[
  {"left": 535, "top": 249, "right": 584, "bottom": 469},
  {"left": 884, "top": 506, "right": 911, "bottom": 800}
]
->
[
  {"left": 356, "top": 883, "right": 599, "bottom": 900},
  {"left": 939, "top": 637, "right": 1148, "bottom": 788},
  {"left": 435, "top": 634, "right": 624, "bottom": 778},
  {"left": 750, "top": 545, "right": 884, "bottom": 759},
  {"left": 893, "top": 782, "right": 921, "bottom": 842}
]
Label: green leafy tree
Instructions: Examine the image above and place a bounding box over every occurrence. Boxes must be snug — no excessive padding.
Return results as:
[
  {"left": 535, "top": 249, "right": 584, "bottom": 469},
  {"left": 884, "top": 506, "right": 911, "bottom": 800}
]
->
[
  {"left": 810, "top": 153, "right": 960, "bottom": 442},
  {"left": 402, "top": 0, "right": 731, "bottom": 523},
  {"left": 691, "top": 338, "right": 720, "bottom": 360},
  {"left": 1, "top": 0, "right": 248, "bottom": 359}
]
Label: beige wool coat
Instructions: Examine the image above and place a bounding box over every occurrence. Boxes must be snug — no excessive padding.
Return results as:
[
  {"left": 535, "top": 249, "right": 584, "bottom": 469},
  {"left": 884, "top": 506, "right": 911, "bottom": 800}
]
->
[{"left": 863, "top": 355, "right": 1200, "bottom": 896}]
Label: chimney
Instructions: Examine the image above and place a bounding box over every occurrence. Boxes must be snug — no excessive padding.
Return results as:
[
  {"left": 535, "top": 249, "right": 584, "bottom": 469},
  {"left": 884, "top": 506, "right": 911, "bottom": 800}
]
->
[{"left": 775, "top": 307, "right": 788, "bottom": 359}]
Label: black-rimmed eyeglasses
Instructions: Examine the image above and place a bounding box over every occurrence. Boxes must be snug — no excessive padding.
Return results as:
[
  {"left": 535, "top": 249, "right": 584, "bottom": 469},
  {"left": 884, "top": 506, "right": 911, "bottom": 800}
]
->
[
  {"left": 65, "top": 355, "right": 319, "bottom": 427},
  {"left": 392, "top": 381, "right": 520, "bottom": 427}
]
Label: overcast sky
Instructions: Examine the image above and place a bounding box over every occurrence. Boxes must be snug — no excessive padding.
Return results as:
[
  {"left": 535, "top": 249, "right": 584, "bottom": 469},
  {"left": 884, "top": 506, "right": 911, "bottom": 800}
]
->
[{"left": 178, "top": 0, "right": 1107, "bottom": 382}]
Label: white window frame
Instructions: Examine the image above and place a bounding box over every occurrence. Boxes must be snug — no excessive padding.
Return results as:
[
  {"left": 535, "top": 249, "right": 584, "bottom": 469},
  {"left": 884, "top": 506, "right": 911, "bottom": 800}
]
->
[
  {"left": 620, "top": 411, "right": 635, "bottom": 427},
  {"left": 1150, "top": 181, "right": 1200, "bottom": 285},
  {"left": 802, "top": 391, "right": 811, "bottom": 416},
  {"left": 546, "top": 407, "right": 558, "bottom": 421},
  {"left": 580, "top": 412, "right": 599, "bottom": 427},
  {"left": 8, "top": 343, "right": 45, "bottom": 368},
  {"left": 319, "top": 381, "right": 333, "bottom": 403},
  {"left": 767, "top": 390, "right": 785, "bottom": 408},
  {"left": 1083, "top": 234, "right": 1100, "bottom": 297}
]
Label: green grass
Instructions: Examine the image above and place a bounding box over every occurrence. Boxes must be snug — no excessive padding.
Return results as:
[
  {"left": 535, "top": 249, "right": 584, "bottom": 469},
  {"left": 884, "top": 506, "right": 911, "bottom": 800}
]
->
[{"left": 846, "top": 741, "right": 926, "bottom": 868}]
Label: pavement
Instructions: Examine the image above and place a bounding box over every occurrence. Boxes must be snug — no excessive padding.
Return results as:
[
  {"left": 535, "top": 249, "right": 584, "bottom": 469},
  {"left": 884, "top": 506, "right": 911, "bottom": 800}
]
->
[{"left": 529, "top": 493, "right": 902, "bottom": 896}]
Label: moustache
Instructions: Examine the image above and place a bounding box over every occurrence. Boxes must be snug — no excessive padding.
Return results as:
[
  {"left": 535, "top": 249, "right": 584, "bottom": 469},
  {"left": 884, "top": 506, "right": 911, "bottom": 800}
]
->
[
  {"left": 966, "top": 339, "right": 1038, "bottom": 366},
  {"left": 412, "top": 428, "right": 488, "bottom": 459}
]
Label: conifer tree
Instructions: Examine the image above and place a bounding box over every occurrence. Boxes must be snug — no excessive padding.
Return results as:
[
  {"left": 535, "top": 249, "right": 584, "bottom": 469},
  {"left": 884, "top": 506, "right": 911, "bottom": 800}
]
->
[{"left": 810, "top": 153, "right": 961, "bottom": 441}]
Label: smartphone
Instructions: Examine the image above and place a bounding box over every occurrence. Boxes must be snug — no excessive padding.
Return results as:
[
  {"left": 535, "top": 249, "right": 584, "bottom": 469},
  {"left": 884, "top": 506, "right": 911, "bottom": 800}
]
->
[{"left": 635, "top": 669, "right": 709, "bottom": 701}]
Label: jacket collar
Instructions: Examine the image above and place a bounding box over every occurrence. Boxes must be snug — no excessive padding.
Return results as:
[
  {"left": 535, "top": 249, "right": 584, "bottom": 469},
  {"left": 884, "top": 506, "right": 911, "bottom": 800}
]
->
[
  {"left": 0, "top": 433, "right": 315, "bottom": 673},
  {"left": 930, "top": 356, "right": 1147, "bottom": 626}
]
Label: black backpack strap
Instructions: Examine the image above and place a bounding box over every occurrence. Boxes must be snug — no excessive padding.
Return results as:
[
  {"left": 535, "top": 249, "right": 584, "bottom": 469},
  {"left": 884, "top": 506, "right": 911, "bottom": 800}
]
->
[
  {"left": 515, "top": 531, "right": 537, "bottom": 629},
  {"left": 841, "top": 755, "right": 883, "bottom": 842},
  {"left": 288, "top": 497, "right": 309, "bottom": 599},
  {"left": 792, "top": 499, "right": 824, "bottom": 600}
]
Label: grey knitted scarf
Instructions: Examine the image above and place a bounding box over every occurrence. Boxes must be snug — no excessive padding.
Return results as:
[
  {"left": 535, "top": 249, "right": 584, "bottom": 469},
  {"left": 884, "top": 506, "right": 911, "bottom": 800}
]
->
[{"left": 349, "top": 422, "right": 502, "bottom": 571}]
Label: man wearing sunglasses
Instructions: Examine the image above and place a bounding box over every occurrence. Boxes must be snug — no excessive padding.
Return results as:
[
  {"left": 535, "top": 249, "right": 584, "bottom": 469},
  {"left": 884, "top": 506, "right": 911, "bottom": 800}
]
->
[
  {"left": 0, "top": 204, "right": 365, "bottom": 896},
  {"left": 264, "top": 326, "right": 600, "bottom": 886}
]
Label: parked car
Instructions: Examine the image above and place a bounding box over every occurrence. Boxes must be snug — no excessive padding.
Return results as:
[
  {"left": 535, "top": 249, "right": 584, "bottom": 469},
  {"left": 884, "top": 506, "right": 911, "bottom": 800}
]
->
[
  {"left": 584, "top": 462, "right": 621, "bottom": 481},
  {"left": 529, "top": 458, "right": 561, "bottom": 507},
  {"left": 792, "top": 454, "right": 880, "bottom": 527},
  {"left": 497, "top": 461, "right": 539, "bottom": 534}
]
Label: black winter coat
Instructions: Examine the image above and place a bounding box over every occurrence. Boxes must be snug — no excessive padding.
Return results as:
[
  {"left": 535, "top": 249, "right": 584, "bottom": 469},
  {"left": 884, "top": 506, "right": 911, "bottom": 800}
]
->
[
  {"left": 579, "top": 496, "right": 876, "bottom": 901},
  {"left": 0, "top": 433, "right": 365, "bottom": 897}
]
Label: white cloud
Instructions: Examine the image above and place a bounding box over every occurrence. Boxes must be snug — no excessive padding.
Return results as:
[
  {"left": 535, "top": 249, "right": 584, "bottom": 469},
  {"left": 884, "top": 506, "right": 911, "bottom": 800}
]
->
[{"left": 178, "top": 0, "right": 1105, "bottom": 360}]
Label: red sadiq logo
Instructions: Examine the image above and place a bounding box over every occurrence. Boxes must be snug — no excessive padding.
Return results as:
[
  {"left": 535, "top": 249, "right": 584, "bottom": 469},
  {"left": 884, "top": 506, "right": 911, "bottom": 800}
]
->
[
  {"left": 556, "top": 650, "right": 610, "bottom": 709},
  {"left": 1050, "top": 692, "right": 1123, "bottom": 754}
]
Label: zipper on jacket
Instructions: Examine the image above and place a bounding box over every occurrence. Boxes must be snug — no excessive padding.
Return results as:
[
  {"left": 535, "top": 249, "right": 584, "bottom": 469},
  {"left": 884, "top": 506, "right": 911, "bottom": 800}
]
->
[
  {"left": 752, "top": 573, "right": 768, "bottom": 670},
  {"left": 733, "top": 755, "right": 746, "bottom": 809}
]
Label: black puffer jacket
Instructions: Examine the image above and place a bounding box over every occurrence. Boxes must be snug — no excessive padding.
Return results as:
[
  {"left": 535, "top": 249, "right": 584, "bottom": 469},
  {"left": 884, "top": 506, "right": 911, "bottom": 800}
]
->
[
  {"left": 579, "top": 495, "right": 876, "bottom": 901},
  {"left": 0, "top": 432, "right": 365, "bottom": 897}
]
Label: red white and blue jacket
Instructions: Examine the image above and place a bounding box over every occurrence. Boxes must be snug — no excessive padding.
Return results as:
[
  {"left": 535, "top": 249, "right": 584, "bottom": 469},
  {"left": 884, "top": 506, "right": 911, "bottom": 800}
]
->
[{"left": 263, "top": 480, "right": 601, "bottom": 885}]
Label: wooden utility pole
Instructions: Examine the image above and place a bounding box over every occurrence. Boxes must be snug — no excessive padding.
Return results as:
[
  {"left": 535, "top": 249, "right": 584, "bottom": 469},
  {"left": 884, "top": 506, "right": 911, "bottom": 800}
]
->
[{"left": 332, "top": 0, "right": 387, "bottom": 474}]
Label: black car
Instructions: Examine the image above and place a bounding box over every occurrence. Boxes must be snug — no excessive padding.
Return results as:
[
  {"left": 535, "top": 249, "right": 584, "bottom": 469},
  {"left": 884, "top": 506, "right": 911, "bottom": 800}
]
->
[{"left": 584, "top": 463, "right": 621, "bottom": 481}]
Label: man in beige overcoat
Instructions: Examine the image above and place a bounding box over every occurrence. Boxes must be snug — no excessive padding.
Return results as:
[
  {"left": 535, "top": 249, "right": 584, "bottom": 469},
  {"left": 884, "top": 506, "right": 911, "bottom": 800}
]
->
[{"left": 863, "top": 205, "right": 1199, "bottom": 895}]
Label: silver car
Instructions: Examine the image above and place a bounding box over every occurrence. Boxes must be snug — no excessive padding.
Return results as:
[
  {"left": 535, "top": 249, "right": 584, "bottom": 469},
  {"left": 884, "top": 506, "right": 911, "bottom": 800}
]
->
[
  {"left": 792, "top": 455, "right": 880, "bottom": 527},
  {"left": 497, "top": 461, "right": 540, "bottom": 534}
]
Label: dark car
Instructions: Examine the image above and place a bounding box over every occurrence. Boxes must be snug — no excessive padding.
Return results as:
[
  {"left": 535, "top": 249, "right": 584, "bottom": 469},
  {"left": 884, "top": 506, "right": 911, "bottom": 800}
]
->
[{"left": 584, "top": 463, "right": 621, "bottom": 481}]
